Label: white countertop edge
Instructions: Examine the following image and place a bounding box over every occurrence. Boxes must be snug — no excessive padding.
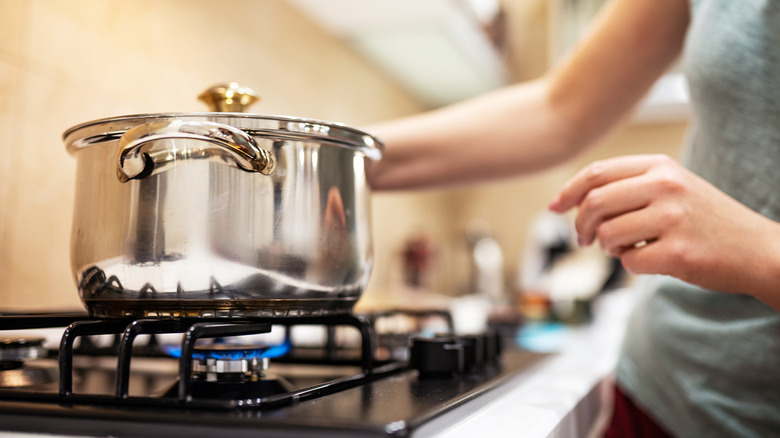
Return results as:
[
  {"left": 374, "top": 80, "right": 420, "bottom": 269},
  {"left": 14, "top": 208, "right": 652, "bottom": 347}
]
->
[{"left": 426, "top": 288, "right": 636, "bottom": 438}]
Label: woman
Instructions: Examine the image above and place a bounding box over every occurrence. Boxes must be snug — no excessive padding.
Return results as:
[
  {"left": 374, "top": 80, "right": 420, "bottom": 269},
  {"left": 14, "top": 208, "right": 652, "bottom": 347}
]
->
[{"left": 366, "top": 0, "right": 780, "bottom": 436}]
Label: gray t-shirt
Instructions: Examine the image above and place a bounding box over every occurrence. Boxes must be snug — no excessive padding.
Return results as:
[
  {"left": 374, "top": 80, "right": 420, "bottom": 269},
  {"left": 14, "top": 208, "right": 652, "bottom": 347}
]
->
[{"left": 616, "top": 0, "right": 780, "bottom": 436}]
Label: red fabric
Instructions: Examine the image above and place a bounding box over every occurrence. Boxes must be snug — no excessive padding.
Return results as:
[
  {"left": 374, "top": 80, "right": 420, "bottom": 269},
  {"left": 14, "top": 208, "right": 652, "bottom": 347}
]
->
[{"left": 604, "top": 384, "right": 674, "bottom": 438}]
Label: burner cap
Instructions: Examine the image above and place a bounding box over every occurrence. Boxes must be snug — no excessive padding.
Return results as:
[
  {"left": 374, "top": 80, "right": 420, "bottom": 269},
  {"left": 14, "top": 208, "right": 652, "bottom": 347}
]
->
[
  {"left": 0, "top": 338, "right": 46, "bottom": 363},
  {"left": 191, "top": 343, "right": 290, "bottom": 383}
]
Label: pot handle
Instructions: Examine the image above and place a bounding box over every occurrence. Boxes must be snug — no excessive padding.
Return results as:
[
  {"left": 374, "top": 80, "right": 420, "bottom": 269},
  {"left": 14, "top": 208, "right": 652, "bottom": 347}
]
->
[{"left": 116, "top": 120, "right": 275, "bottom": 182}]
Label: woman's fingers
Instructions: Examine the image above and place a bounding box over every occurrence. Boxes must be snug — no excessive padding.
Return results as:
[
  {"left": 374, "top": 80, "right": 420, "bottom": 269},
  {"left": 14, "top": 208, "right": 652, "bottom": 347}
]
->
[
  {"left": 548, "top": 153, "right": 780, "bottom": 308},
  {"left": 549, "top": 155, "right": 661, "bottom": 213},
  {"left": 595, "top": 208, "right": 663, "bottom": 257},
  {"left": 573, "top": 174, "right": 655, "bottom": 246},
  {"left": 551, "top": 155, "right": 685, "bottom": 249}
]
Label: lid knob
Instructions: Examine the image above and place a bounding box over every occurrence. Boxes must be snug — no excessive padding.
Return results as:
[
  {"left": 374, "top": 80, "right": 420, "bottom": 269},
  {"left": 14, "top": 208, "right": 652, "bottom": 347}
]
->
[{"left": 198, "top": 82, "right": 259, "bottom": 112}]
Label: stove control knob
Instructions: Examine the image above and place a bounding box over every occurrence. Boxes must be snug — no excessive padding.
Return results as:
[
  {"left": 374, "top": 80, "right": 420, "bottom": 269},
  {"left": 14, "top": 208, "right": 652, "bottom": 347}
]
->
[
  {"left": 483, "top": 330, "right": 503, "bottom": 364},
  {"left": 458, "top": 334, "right": 485, "bottom": 373},
  {"left": 410, "top": 336, "right": 464, "bottom": 379}
]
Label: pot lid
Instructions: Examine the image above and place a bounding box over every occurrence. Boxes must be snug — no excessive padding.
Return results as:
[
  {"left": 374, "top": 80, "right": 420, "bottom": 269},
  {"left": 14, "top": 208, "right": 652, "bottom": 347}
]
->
[{"left": 63, "top": 83, "right": 383, "bottom": 160}]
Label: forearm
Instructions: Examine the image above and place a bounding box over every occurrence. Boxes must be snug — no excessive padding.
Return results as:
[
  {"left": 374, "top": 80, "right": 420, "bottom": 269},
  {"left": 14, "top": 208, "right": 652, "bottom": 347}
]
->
[{"left": 366, "top": 78, "right": 583, "bottom": 191}]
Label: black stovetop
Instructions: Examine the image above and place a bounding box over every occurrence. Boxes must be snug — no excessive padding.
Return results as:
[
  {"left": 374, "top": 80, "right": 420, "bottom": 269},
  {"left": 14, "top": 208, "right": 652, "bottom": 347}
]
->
[{"left": 0, "top": 312, "right": 547, "bottom": 437}]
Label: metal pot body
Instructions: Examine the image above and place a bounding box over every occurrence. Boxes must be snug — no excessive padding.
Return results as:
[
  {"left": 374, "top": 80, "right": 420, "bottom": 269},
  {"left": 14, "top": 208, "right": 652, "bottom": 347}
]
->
[{"left": 64, "top": 113, "right": 382, "bottom": 318}]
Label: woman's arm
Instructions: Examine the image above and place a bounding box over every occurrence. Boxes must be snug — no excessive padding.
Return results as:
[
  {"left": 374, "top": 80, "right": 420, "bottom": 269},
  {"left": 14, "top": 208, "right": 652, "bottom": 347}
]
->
[{"left": 367, "top": 0, "right": 690, "bottom": 191}]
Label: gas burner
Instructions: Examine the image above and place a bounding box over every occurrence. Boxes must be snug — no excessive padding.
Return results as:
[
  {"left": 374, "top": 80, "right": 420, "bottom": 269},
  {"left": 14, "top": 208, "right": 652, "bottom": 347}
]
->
[
  {"left": 0, "top": 338, "right": 47, "bottom": 370},
  {"left": 185, "top": 370, "right": 296, "bottom": 400},
  {"left": 192, "top": 343, "right": 287, "bottom": 383},
  {"left": 163, "top": 343, "right": 297, "bottom": 400},
  {"left": 0, "top": 338, "right": 56, "bottom": 389}
]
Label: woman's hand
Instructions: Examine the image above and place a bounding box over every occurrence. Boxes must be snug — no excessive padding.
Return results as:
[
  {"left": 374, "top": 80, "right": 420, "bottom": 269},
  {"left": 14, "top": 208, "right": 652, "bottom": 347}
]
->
[{"left": 549, "top": 154, "right": 780, "bottom": 307}]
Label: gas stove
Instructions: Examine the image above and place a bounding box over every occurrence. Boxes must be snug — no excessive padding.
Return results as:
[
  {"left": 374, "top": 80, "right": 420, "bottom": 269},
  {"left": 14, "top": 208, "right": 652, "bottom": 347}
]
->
[{"left": 0, "top": 310, "right": 547, "bottom": 437}]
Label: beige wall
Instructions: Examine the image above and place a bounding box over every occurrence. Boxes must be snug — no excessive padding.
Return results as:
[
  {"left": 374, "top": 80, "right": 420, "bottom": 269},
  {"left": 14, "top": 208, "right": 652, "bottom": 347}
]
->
[
  {"left": 0, "top": 0, "right": 688, "bottom": 313},
  {"left": 0, "top": 0, "right": 428, "bottom": 311}
]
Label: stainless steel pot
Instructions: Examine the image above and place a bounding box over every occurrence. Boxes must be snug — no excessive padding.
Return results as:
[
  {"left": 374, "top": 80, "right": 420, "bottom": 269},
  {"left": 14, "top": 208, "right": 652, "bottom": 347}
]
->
[{"left": 63, "top": 83, "right": 383, "bottom": 318}]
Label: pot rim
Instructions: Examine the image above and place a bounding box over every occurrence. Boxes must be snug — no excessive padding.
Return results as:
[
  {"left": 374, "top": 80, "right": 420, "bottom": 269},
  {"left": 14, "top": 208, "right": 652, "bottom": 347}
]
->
[{"left": 63, "top": 112, "right": 384, "bottom": 160}]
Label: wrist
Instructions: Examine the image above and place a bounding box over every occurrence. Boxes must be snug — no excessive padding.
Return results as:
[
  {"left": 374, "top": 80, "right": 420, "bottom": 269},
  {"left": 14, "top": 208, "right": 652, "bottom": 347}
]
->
[{"left": 747, "top": 217, "right": 780, "bottom": 311}]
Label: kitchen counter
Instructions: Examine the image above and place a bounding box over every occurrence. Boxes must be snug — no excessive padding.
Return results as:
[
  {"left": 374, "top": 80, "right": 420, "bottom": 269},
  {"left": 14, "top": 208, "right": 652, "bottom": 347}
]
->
[{"left": 420, "top": 288, "right": 636, "bottom": 438}]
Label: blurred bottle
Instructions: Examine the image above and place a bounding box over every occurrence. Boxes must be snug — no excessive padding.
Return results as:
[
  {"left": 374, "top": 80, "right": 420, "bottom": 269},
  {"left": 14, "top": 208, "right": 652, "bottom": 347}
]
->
[
  {"left": 465, "top": 219, "right": 505, "bottom": 304},
  {"left": 518, "top": 212, "right": 572, "bottom": 321},
  {"left": 401, "top": 233, "right": 437, "bottom": 290}
]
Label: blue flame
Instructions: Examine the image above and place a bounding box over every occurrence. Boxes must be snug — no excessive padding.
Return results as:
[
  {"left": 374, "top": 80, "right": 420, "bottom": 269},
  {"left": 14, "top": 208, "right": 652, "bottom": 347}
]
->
[{"left": 164, "top": 341, "right": 292, "bottom": 360}]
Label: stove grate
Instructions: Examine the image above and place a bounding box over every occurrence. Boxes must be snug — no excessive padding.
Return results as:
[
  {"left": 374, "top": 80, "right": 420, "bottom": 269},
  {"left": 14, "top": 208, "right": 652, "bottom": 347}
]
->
[{"left": 0, "top": 313, "right": 406, "bottom": 410}]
